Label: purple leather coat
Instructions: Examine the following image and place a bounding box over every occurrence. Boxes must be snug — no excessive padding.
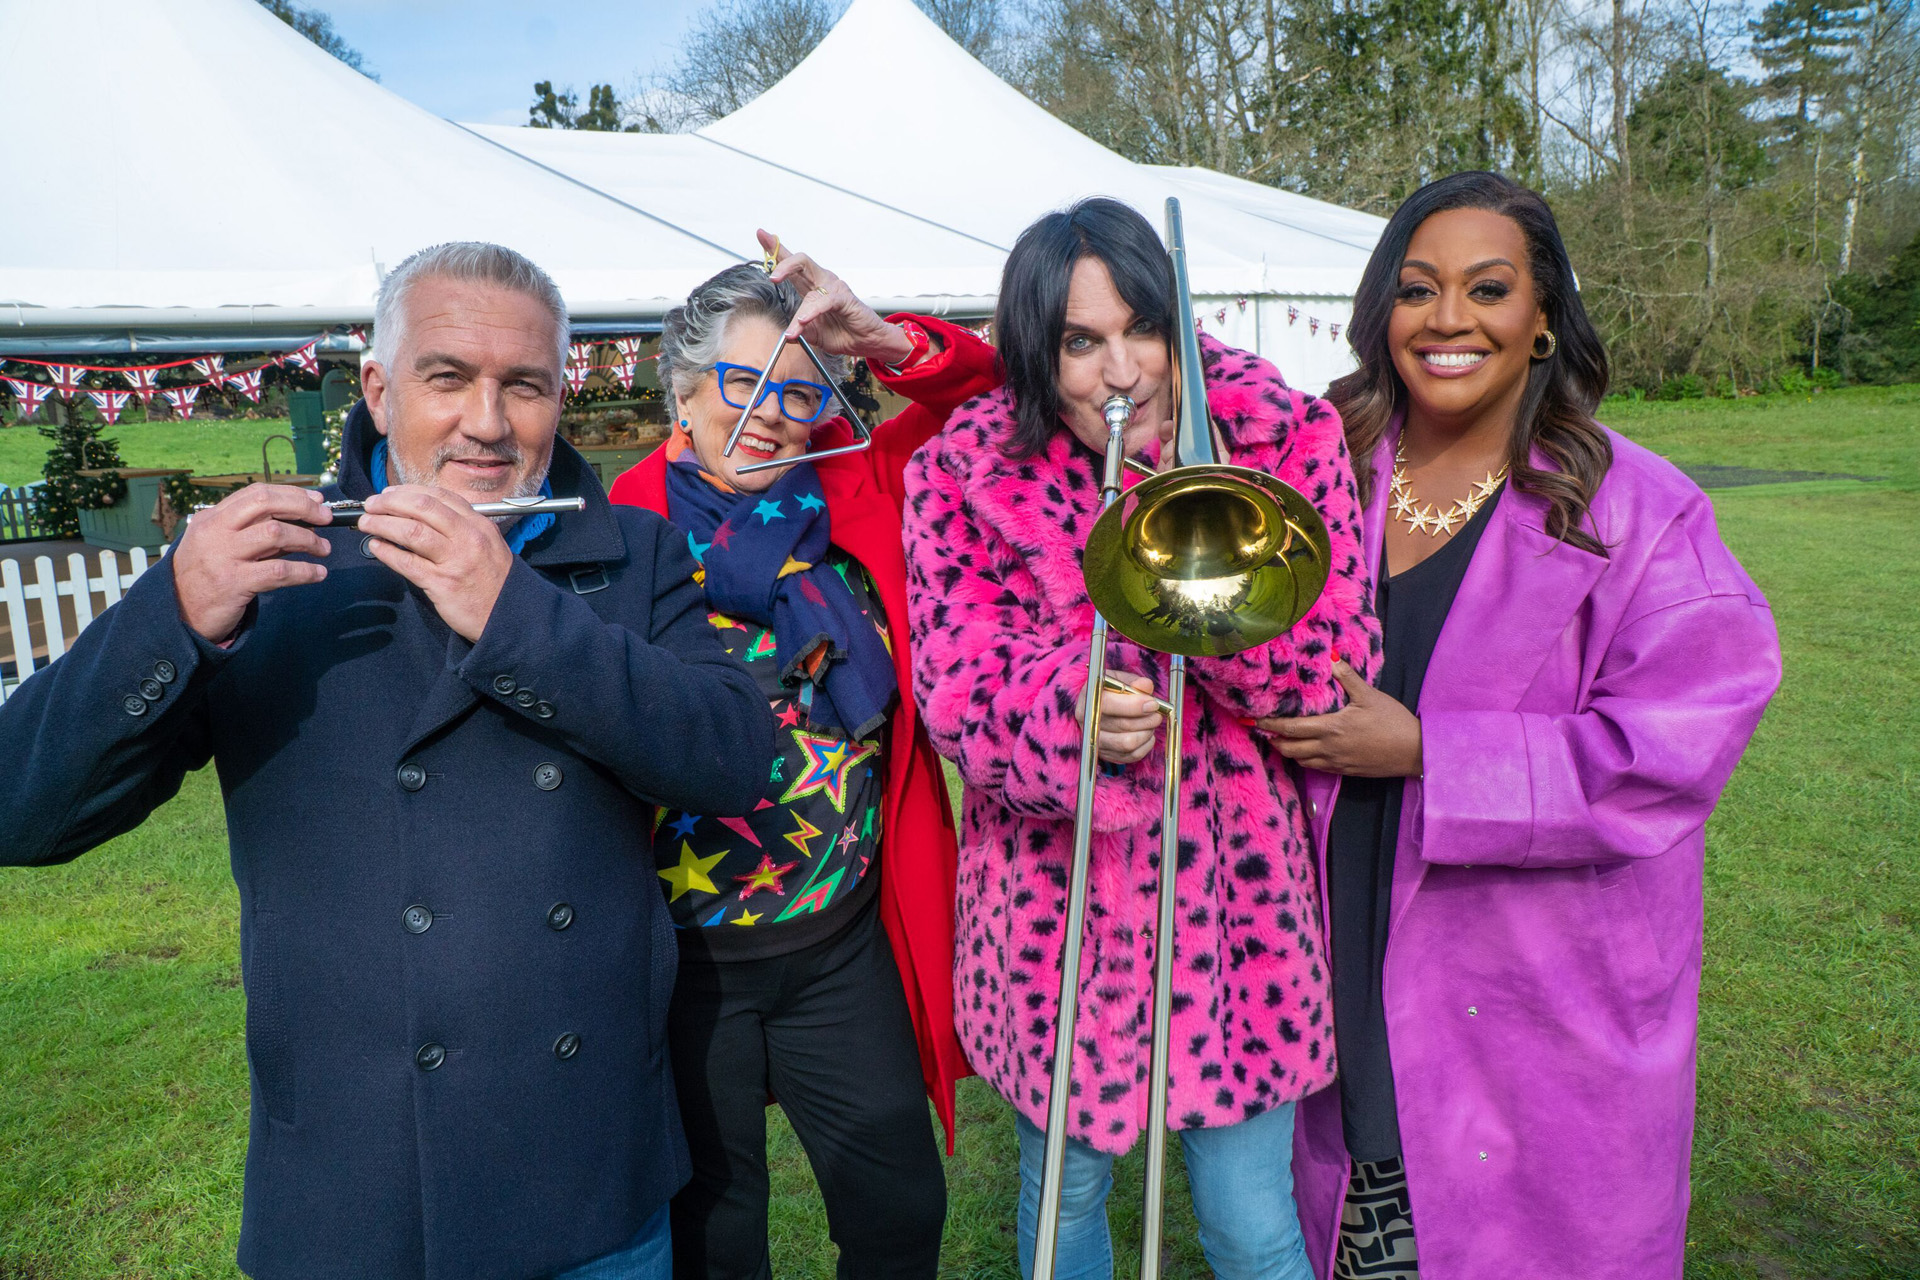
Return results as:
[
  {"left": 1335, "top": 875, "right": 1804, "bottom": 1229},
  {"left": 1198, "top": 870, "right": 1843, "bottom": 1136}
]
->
[{"left": 1293, "top": 426, "right": 1781, "bottom": 1280}]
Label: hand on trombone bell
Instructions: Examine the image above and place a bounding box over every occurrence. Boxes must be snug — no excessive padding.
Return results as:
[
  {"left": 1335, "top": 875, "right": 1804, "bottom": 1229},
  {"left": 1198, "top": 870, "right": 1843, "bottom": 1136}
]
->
[
  {"left": 757, "top": 229, "right": 932, "bottom": 369},
  {"left": 1074, "top": 670, "right": 1166, "bottom": 765}
]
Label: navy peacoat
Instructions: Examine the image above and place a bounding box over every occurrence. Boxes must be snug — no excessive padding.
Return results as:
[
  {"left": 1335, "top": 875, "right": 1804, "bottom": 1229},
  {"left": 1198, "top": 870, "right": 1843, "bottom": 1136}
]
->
[{"left": 0, "top": 404, "right": 774, "bottom": 1280}]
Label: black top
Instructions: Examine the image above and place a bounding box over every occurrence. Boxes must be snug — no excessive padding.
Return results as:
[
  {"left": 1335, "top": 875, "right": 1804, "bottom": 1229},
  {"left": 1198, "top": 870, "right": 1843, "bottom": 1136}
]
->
[{"left": 1326, "top": 487, "right": 1500, "bottom": 1162}]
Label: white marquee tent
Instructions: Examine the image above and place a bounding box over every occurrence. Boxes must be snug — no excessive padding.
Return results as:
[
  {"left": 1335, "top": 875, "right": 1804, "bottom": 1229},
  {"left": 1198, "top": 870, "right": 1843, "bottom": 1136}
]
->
[
  {"left": 490, "top": 0, "right": 1386, "bottom": 390},
  {"left": 0, "top": 0, "right": 1383, "bottom": 388},
  {"left": 0, "top": 0, "right": 740, "bottom": 351}
]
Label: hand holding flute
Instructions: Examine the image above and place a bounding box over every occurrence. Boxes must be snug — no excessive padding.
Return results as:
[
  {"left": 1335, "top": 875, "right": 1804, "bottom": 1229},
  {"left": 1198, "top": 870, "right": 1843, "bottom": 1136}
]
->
[{"left": 173, "top": 482, "right": 582, "bottom": 645}]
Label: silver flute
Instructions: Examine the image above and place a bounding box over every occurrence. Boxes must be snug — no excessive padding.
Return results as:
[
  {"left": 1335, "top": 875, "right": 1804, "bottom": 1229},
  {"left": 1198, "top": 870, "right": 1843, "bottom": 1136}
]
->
[{"left": 318, "top": 495, "right": 586, "bottom": 527}]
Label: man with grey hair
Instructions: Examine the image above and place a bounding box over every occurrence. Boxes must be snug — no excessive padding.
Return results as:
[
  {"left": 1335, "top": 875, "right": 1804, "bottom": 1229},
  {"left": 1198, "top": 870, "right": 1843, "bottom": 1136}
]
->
[{"left": 0, "top": 242, "right": 772, "bottom": 1280}]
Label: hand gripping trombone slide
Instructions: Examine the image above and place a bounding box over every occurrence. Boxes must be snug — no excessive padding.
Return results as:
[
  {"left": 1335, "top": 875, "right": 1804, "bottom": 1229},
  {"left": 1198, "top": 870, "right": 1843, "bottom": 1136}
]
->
[{"left": 1029, "top": 197, "right": 1334, "bottom": 1280}]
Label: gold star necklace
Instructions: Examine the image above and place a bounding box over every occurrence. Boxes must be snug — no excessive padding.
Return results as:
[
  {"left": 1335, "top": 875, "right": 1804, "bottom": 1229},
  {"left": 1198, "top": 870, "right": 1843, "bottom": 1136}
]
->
[{"left": 1390, "top": 441, "right": 1508, "bottom": 538}]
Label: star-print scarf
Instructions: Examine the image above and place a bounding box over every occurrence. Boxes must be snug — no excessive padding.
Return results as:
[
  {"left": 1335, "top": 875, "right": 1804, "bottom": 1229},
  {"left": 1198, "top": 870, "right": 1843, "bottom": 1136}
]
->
[{"left": 666, "top": 457, "right": 897, "bottom": 738}]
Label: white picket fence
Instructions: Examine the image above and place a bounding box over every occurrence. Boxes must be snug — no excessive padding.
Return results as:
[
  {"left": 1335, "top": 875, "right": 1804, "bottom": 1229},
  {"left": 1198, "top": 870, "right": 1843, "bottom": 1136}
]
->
[{"left": 0, "top": 548, "right": 153, "bottom": 704}]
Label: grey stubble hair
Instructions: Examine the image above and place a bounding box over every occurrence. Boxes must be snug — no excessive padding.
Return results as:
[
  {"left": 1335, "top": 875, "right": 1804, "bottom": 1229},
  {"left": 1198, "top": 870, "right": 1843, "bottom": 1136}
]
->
[{"left": 372, "top": 241, "right": 571, "bottom": 375}]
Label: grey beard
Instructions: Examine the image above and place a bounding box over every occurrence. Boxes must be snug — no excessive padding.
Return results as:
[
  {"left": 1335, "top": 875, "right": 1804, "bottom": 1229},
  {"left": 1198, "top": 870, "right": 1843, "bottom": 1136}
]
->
[{"left": 387, "top": 430, "right": 551, "bottom": 525}]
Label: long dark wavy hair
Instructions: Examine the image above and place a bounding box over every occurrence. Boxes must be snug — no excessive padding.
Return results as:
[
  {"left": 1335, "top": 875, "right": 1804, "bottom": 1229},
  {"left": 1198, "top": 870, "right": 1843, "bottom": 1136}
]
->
[
  {"left": 1328, "top": 172, "right": 1613, "bottom": 555},
  {"left": 994, "top": 197, "right": 1175, "bottom": 458}
]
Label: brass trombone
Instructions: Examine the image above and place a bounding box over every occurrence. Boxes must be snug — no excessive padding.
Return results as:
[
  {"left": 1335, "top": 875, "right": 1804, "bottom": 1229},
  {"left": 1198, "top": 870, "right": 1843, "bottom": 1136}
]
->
[{"left": 1031, "top": 198, "right": 1332, "bottom": 1280}]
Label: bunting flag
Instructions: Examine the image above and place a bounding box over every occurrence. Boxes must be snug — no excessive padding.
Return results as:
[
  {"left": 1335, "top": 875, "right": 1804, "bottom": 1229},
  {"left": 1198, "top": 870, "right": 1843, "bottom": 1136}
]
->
[
  {"left": 1215, "top": 308, "right": 1228, "bottom": 324},
  {"left": 5, "top": 377, "right": 53, "bottom": 419},
  {"left": 48, "top": 364, "right": 88, "bottom": 397},
  {"left": 612, "top": 337, "right": 642, "bottom": 390},
  {"left": 1329, "top": 322, "right": 1343, "bottom": 342},
  {"left": 1236, "top": 296, "right": 1249, "bottom": 312},
  {"left": 162, "top": 386, "right": 202, "bottom": 419},
  {"left": 284, "top": 342, "right": 321, "bottom": 374},
  {"left": 86, "top": 389, "right": 132, "bottom": 425},
  {"left": 348, "top": 326, "right": 369, "bottom": 346},
  {"left": 191, "top": 356, "right": 225, "bottom": 382},
  {"left": 565, "top": 342, "right": 596, "bottom": 393},
  {"left": 1287, "top": 305, "right": 1300, "bottom": 326},
  {"left": 226, "top": 368, "right": 265, "bottom": 402},
  {"left": 120, "top": 366, "right": 162, "bottom": 403},
  {"left": 1308, "top": 317, "right": 1320, "bottom": 336}
]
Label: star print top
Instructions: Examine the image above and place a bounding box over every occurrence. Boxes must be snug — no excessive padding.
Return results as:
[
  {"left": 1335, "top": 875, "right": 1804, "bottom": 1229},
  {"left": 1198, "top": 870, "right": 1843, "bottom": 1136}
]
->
[{"left": 655, "top": 545, "right": 889, "bottom": 962}]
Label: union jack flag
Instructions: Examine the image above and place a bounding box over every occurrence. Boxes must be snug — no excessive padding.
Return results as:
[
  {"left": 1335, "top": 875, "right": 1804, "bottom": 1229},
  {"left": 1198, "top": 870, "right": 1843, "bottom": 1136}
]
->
[
  {"left": 226, "top": 369, "right": 265, "bottom": 402},
  {"left": 565, "top": 342, "right": 596, "bottom": 393},
  {"left": 86, "top": 389, "right": 132, "bottom": 425},
  {"left": 1287, "top": 305, "right": 1299, "bottom": 327},
  {"left": 4, "top": 377, "right": 53, "bottom": 419},
  {"left": 1308, "top": 317, "right": 1320, "bottom": 337},
  {"left": 284, "top": 342, "right": 321, "bottom": 375},
  {"left": 191, "top": 356, "right": 225, "bottom": 383},
  {"left": 119, "top": 366, "right": 161, "bottom": 403},
  {"left": 1329, "top": 322, "right": 1342, "bottom": 342},
  {"left": 612, "top": 337, "right": 642, "bottom": 390},
  {"left": 162, "top": 386, "right": 202, "bottom": 418},
  {"left": 47, "top": 364, "right": 88, "bottom": 397}
]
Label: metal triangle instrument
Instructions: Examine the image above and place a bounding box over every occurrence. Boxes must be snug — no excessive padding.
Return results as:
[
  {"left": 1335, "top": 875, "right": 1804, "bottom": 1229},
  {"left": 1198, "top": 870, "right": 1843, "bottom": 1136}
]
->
[{"left": 720, "top": 238, "right": 874, "bottom": 476}]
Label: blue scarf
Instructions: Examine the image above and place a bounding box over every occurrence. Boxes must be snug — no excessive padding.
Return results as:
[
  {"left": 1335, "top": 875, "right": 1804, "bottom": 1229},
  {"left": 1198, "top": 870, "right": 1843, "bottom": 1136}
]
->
[
  {"left": 666, "top": 457, "right": 896, "bottom": 739},
  {"left": 369, "top": 439, "right": 554, "bottom": 554}
]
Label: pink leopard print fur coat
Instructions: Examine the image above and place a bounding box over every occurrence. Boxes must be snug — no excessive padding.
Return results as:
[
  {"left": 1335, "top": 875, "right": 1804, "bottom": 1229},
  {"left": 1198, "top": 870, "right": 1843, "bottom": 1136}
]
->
[{"left": 902, "top": 335, "right": 1381, "bottom": 1155}]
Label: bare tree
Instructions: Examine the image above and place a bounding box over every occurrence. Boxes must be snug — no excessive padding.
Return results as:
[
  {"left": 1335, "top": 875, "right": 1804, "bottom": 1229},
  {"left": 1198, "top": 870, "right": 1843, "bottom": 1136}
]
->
[{"left": 1841, "top": 0, "right": 1919, "bottom": 269}]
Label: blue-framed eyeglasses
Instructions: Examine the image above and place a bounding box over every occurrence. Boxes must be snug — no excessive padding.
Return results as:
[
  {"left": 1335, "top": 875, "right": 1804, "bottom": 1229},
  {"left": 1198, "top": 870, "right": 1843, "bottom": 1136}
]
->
[{"left": 714, "top": 363, "right": 834, "bottom": 425}]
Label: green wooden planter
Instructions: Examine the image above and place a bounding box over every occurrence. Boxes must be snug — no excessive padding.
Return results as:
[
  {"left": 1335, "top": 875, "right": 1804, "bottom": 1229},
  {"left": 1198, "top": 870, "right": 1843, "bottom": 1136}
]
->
[{"left": 75, "top": 469, "right": 191, "bottom": 553}]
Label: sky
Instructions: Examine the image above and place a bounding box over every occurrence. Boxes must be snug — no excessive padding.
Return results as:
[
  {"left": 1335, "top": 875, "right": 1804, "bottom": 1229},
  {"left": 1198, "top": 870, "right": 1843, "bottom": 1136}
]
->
[{"left": 320, "top": 1, "right": 710, "bottom": 126}]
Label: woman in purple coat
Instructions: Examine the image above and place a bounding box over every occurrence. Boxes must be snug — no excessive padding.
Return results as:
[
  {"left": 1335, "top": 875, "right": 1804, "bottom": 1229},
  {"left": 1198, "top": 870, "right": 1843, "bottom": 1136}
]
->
[{"left": 1264, "top": 172, "right": 1781, "bottom": 1280}]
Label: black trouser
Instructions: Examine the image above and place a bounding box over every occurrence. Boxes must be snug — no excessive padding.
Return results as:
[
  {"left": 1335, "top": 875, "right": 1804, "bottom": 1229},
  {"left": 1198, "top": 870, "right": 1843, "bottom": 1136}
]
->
[{"left": 666, "top": 901, "right": 946, "bottom": 1280}]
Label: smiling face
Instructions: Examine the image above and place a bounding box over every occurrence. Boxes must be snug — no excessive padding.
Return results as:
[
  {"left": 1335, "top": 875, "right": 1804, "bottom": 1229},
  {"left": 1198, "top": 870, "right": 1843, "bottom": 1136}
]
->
[
  {"left": 1388, "top": 207, "right": 1548, "bottom": 433},
  {"left": 677, "top": 312, "right": 827, "bottom": 493},
  {"left": 1056, "top": 256, "right": 1172, "bottom": 457},
  {"left": 362, "top": 275, "right": 560, "bottom": 505}
]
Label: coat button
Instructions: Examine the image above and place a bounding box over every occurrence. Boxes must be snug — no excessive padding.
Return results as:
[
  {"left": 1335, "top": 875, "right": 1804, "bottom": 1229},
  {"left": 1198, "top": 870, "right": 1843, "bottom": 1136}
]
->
[
  {"left": 553, "top": 1032, "right": 581, "bottom": 1060},
  {"left": 535, "top": 701, "right": 555, "bottom": 719},
  {"left": 533, "top": 762, "right": 563, "bottom": 791},
  {"left": 121, "top": 694, "right": 148, "bottom": 717},
  {"left": 415, "top": 1042, "right": 446, "bottom": 1071},
  {"left": 397, "top": 762, "right": 427, "bottom": 792},
  {"left": 139, "top": 677, "right": 165, "bottom": 701},
  {"left": 152, "top": 659, "right": 177, "bottom": 684},
  {"left": 1479, "top": 1151, "right": 1488, "bottom": 1161},
  {"left": 492, "top": 675, "right": 517, "bottom": 696},
  {"left": 547, "top": 902, "right": 574, "bottom": 931},
  {"left": 403, "top": 904, "right": 434, "bottom": 934},
  {"left": 1467, "top": 1006, "right": 1478, "bottom": 1016},
  {"left": 514, "top": 689, "right": 537, "bottom": 708}
]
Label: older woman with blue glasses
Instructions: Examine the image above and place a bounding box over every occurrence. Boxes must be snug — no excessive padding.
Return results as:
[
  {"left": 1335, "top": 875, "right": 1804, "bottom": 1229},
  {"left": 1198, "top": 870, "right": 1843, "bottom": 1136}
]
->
[{"left": 609, "top": 235, "right": 999, "bottom": 1280}]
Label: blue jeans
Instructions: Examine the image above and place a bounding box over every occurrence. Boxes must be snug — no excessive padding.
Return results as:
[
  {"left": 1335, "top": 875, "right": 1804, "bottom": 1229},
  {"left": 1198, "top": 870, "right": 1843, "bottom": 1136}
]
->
[
  {"left": 550, "top": 1205, "right": 671, "bottom": 1280},
  {"left": 1015, "top": 1105, "right": 1313, "bottom": 1280}
]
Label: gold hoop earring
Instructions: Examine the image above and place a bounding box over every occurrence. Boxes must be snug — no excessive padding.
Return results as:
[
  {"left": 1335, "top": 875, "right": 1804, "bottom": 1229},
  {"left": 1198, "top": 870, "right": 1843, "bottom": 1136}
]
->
[{"left": 1533, "top": 330, "right": 1558, "bottom": 359}]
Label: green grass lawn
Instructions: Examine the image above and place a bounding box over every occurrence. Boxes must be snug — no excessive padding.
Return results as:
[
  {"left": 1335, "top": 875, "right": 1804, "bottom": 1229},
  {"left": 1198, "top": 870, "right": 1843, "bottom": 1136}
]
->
[
  {"left": 2, "top": 391, "right": 1917, "bottom": 1278},
  {"left": 0, "top": 416, "right": 296, "bottom": 489}
]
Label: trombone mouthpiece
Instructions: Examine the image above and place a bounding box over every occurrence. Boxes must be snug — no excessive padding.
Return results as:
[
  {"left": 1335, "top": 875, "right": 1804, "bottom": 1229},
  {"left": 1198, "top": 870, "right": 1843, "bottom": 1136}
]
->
[{"left": 1101, "top": 395, "right": 1135, "bottom": 433}]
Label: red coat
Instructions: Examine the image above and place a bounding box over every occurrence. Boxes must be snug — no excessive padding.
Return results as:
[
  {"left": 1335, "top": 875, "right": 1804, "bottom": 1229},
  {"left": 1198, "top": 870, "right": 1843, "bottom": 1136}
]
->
[{"left": 609, "top": 315, "right": 1000, "bottom": 1149}]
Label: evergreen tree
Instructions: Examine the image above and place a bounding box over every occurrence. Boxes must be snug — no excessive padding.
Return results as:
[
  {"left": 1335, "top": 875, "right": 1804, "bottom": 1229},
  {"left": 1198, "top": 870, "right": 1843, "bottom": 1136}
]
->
[
  {"left": 1274, "top": 0, "right": 1528, "bottom": 210},
  {"left": 529, "top": 82, "right": 639, "bottom": 131},
  {"left": 35, "top": 407, "right": 127, "bottom": 539},
  {"left": 1750, "top": 0, "right": 1859, "bottom": 138}
]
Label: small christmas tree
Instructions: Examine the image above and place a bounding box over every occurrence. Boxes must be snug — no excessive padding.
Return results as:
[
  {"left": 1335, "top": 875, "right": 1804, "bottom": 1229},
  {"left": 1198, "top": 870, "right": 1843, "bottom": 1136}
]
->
[{"left": 36, "top": 404, "right": 127, "bottom": 538}]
